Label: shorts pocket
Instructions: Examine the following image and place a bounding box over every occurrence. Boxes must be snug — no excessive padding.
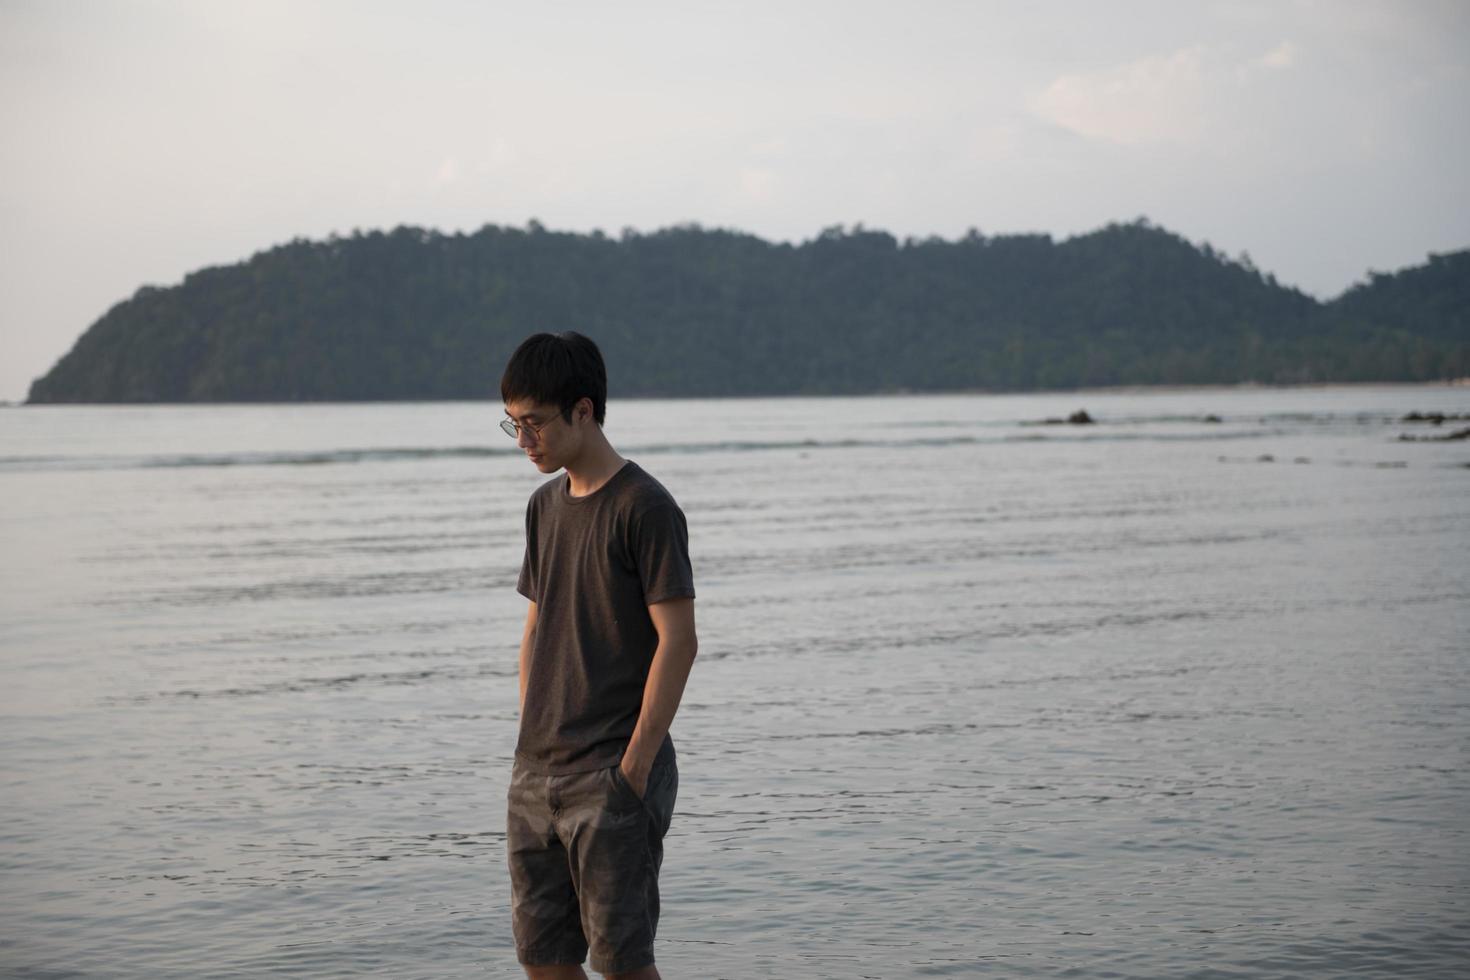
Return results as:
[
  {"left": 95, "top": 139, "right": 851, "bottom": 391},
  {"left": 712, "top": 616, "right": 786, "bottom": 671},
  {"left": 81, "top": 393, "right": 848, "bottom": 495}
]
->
[{"left": 609, "top": 763, "right": 645, "bottom": 806}]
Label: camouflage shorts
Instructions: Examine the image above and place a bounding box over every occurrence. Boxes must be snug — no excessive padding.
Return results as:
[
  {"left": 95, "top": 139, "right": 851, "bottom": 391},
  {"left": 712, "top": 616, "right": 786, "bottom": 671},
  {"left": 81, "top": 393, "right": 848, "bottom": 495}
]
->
[{"left": 506, "top": 746, "right": 678, "bottom": 974}]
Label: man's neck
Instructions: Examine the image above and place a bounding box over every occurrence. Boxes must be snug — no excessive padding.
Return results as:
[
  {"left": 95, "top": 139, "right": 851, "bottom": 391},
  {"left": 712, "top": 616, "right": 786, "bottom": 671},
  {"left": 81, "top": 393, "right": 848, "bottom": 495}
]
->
[{"left": 564, "top": 434, "right": 626, "bottom": 498}]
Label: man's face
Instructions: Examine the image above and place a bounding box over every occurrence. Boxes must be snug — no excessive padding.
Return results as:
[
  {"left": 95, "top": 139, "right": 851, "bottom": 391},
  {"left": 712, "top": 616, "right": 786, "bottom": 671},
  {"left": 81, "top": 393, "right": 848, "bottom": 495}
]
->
[{"left": 503, "top": 399, "right": 575, "bottom": 473}]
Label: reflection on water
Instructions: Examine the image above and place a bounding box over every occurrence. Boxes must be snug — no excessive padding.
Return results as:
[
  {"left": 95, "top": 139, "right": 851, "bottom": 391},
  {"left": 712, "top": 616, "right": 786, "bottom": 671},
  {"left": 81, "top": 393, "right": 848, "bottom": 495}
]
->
[{"left": 2, "top": 387, "right": 1468, "bottom": 978}]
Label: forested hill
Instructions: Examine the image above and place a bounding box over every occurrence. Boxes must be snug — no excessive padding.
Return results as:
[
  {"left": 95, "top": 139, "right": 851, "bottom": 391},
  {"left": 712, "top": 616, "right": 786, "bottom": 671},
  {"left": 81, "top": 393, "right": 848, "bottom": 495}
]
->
[{"left": 25, "top": 220, "right": 1470, "bottom": 403}]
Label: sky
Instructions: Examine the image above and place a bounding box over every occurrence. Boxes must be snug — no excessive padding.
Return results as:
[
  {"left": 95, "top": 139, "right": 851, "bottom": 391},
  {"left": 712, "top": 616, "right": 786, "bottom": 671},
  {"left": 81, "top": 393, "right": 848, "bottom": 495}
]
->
[{"left": 2, "top": 0, "right": 1467, "bottom": 402}]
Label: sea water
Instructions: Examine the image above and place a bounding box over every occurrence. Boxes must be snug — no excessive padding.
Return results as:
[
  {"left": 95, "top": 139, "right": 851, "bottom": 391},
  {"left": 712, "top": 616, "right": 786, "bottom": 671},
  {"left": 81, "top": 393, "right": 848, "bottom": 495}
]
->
[{"left": 1, "top": 387, "right": 1467, "bottom": 978}]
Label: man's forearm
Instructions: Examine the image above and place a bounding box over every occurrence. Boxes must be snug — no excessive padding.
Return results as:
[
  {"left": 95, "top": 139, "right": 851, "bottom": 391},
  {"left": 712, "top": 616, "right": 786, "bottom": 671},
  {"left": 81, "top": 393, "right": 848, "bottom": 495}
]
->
[
  {"left": 517, "top": 624, "right": 535, "bottom": 712},
  {"left": 623, "top": 636, "right": 697, "bottom": 779},
  {"left": 518, "top": 645, "right": 529, "bottom": 711}
]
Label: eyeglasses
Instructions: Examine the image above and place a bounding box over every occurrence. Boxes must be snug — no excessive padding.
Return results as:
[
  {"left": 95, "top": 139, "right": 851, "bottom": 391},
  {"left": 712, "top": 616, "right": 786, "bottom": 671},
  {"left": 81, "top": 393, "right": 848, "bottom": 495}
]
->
[{"left": 500, "top": 412, "right": 565, "bottom": 440}]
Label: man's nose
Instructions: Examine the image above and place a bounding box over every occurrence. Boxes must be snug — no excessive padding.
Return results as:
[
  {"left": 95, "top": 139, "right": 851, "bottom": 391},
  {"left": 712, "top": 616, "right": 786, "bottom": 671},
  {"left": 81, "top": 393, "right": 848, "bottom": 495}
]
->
[{"left": 516, "top": 427, "right": 536, "bottom": 450}]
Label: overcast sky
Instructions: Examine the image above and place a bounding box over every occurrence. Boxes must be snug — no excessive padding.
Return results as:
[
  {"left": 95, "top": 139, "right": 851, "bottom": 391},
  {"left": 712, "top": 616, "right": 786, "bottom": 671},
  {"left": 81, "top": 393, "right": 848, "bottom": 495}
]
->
[{"left": 2, "top": 0, "right": 1467, "bottom": 402}]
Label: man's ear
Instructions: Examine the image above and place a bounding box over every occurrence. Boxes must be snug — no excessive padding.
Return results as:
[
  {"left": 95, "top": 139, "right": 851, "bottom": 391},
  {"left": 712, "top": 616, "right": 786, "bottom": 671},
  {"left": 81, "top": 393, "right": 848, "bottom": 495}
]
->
[{"left": 573, "top": 396, "right": 594, "bottom": 424}]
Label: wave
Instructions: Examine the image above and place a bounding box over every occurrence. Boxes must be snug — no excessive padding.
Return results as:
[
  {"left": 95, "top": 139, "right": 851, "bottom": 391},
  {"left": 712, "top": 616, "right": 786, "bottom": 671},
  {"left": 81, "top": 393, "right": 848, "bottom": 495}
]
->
[
  {"left": 0, "top": 445, "right": 516, "bottom": 473},
  {"left": 0, "top": 417, "right": 1411, "bottom": 473}
]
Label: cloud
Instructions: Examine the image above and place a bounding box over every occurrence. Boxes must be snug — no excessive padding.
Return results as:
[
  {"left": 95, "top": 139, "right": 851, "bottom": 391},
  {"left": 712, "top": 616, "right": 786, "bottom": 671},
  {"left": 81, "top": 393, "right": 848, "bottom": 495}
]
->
[
  {"left": 1257, "top": 40, "right": 1297, "bottom": 70},
  {"left": 1030, "top": 42, "right": 1300, "bottom": 147},
  {"left": 738, "top": 167, "right": 778, "bottom": 202},
  {"left": 967, "top": 123, "right": 1022, "bottom": 162},
  {"left": 1031, "top": 46, "right": 1209, "bottom": 146}
]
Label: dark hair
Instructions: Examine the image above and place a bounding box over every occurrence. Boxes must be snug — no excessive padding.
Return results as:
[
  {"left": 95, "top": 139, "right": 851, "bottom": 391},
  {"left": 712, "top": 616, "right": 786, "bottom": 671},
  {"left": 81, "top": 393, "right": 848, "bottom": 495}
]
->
[{"left": 500, "top": 332, "right": 607, "bottom": 425}]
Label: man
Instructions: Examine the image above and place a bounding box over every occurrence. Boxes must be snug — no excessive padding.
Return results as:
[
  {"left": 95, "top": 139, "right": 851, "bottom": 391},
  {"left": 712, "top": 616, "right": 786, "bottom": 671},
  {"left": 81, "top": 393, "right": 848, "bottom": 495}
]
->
[{"left": 500, "top": 332, "right": 698, "bottom": 979}]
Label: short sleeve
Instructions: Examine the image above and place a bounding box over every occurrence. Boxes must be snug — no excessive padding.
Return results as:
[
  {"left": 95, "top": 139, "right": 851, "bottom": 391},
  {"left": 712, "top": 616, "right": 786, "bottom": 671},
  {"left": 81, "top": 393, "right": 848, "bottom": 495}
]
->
[
  {"left": 516, "top": 499, "right": 538, "bottom": 601},
  {"left": 633, "top": 503, "right": 695, "bottom": 605}
]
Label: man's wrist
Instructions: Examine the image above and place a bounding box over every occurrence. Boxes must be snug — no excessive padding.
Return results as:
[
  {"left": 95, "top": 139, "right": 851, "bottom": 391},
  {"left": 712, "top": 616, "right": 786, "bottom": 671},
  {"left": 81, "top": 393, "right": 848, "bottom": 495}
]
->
[
  {"left": 623, "top": 737, "right": 657, "bottom": 771},
  {"left": 621, "top": 735, "right": 663, "bottom": 783}
]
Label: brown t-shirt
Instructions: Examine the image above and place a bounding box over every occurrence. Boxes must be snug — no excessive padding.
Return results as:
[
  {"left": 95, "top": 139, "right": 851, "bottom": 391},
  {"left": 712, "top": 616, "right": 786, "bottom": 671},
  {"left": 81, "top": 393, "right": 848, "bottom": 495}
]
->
[{"left": 515, "top": 460, "right": 695, "bottom": 774}]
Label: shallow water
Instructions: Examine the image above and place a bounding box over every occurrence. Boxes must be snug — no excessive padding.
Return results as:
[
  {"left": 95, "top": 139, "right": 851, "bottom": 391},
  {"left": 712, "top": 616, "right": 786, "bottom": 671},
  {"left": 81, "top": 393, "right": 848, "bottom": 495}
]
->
[{"left": 2, "top": 387, "right": 1467, "bottom": 978}]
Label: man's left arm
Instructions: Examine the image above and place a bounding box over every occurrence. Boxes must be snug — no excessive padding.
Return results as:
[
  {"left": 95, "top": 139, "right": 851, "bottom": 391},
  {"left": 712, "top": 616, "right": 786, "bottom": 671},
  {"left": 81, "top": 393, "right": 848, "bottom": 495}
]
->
[{"left": 620, "top": 597, "right": 698, "bottom": 796}]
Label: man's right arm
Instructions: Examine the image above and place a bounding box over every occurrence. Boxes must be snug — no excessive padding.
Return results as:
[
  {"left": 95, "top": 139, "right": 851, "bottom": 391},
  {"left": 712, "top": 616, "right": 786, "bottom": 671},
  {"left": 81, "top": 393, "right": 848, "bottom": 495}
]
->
[{"left": 518, "top": 600, "right": 538, "bottom": 712}]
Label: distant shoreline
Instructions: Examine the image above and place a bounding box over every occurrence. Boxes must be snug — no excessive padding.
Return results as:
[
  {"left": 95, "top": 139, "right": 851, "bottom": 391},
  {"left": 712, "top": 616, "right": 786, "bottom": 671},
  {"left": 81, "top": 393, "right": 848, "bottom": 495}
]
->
[{"left": 9, "top": 378, "right": 1470, "bottom": 408}]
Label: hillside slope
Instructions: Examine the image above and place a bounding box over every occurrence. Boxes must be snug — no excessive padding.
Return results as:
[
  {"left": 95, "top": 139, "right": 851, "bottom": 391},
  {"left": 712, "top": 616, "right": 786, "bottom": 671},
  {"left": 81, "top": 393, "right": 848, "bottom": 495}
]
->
[{"left": 26, "top": 220, "right": 1468, "bottom": 403}]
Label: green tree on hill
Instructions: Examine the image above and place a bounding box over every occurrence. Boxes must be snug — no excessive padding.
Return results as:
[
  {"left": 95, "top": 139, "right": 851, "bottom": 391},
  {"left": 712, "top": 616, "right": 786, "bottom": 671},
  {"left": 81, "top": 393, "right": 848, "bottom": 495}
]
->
[{"left": 25, "top": 220, "right": 1469, "bottom": 404}]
